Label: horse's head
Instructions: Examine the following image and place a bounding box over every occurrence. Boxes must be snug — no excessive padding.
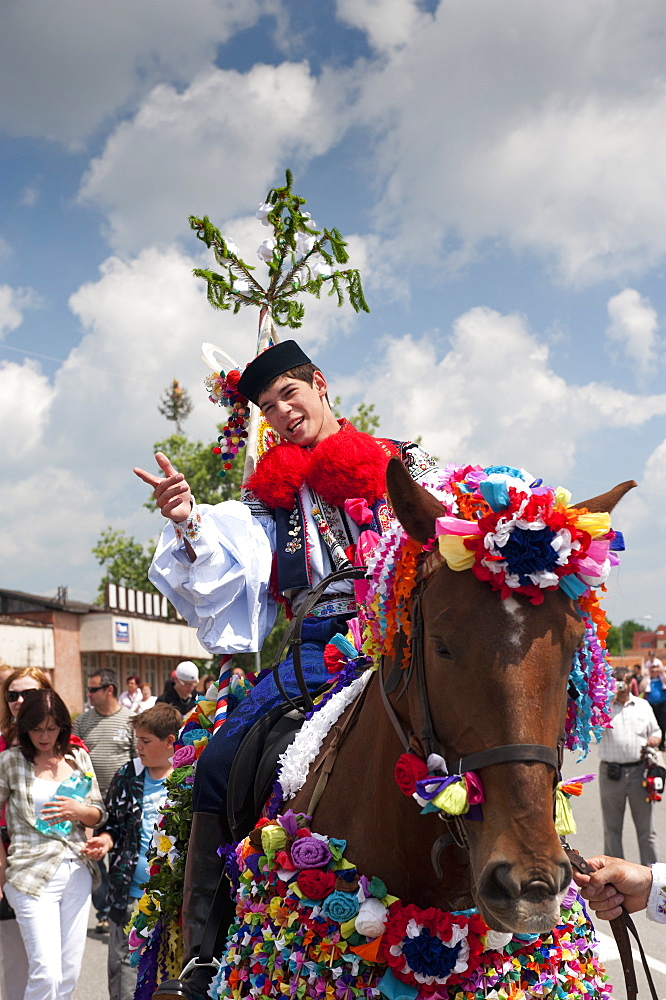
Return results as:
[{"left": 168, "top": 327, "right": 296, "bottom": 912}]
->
[{"left": 386, "top": 458, "right": 635, "bottom": 934}]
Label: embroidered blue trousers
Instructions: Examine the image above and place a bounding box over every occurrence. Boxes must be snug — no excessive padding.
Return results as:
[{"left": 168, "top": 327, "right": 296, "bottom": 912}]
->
[{"left": 192, "top": 616, "right": 350, "bottom": 821}]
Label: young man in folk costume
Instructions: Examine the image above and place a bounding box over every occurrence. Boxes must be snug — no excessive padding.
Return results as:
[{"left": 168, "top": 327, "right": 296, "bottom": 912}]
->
[{"left": 135, "top": 340, "right": 439, "bottom": 1000}]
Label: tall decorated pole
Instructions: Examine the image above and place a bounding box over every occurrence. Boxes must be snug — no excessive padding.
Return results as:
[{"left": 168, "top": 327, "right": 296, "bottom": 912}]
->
[
  {"left": 190, "top": 170, "right": 369, "bottom": 723},
  {"left": 244, "top": 304, "right": 279, "bottom": 480}
]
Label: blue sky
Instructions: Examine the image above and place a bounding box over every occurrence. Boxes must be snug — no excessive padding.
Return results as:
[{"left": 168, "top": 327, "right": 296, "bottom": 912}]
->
[{"left": 1, "top": 0, "right": 665, "bottom": 629}]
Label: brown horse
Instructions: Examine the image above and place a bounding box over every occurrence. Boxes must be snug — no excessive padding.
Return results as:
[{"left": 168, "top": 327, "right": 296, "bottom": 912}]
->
[{"left": 289, "top": 458, "right": 635, "bottom": 936}]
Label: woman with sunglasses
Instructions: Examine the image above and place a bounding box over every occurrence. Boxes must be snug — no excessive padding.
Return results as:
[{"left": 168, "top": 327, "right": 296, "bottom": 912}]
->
[
  {"left": 0, "top": 670, "right": 88, "bottom": 1000},
  {"left": 0, "top": 689, "right": 106, "bottom": 1000}
]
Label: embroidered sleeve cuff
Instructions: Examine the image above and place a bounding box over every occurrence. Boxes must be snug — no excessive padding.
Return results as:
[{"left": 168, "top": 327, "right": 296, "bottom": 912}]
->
[
  {"left": 647, "top": 862, "right": 666, "bottom": 922},
  {"left": 174, "top": 503, "right": 202, "bottom": 545}
]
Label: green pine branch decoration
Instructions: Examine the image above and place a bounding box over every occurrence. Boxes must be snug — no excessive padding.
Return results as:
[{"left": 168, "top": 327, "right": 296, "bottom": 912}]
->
[{"left": 189, "top": 169, "right": 369, "bottom": 328}]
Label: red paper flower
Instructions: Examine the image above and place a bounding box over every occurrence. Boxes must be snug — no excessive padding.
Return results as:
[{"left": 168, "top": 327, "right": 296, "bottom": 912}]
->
[
  {"left": 394, "top": 753, "right": 429, "bottom": 796},
  {"left": 297, "top": 870, "right": 336, "bottom": 899},
  {"left": 382, "top": 903, "right": 488, "bottom": 992},
  {"left": 225, "top": 369, "right": 241, "bottom": 388}
]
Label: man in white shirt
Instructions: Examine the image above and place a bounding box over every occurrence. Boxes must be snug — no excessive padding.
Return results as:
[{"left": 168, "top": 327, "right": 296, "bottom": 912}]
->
[{"left": 598, "top": 667, "right": 662, "bottom": 865}]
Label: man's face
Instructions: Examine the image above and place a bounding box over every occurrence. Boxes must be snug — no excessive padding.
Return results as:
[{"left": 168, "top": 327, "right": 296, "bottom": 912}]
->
[
  {"left": 174, "top": 677, "right": 197, "bottom": 699},
  {"left": 258, "top": 373, "right": 329, "bottom": 447},
  {"left": 87, "top": 675, "right": 111, "bottom": 708},
  {"left": 614, "top": 676, "right": 630, "bottom": 700}
]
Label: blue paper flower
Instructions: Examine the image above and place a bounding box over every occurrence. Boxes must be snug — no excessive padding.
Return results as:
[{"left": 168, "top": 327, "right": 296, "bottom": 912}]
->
[
  {"left": 321, "top": 890, "right": 360, "bottom": 924},
  {"left": 402, "top": 928, "right": 463, "bottom": 980},
  {"left": 497, "top": 525, "right": 559, "bottom": 584}
]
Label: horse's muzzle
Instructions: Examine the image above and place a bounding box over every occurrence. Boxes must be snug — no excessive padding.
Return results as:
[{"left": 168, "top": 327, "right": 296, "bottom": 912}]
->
[{"left": 475, "top": 858, "right": 572, "bottom": 934}]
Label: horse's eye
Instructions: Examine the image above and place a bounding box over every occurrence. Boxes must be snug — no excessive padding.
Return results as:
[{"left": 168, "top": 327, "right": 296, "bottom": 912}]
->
[{"left": 432, "top": 639, "right": 451, "bottom": 659}]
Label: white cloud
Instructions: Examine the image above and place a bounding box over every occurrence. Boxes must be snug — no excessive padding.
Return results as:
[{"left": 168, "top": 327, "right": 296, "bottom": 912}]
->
[
  {"left": 79, "top": 62, "right": 347, "bottom": 253},
  {"left": 336, "top": 0, "right": 428, "bottom": 52},
  {"left": 350, "top": 1, "right": 666, "bottom": 283},
  {"left": 343, "top": 306, "right": 666, "bottom": 481},
  {"left": 0, "top": 360, "right": 56, "bottom": 456},
  {"left": 0, "top": 240, "right": 362, "bottom": 597},
  {"left": 0, "top": 0, "right": 266, "bottom": 145},
  {"left": 605, "top": 288, "right": 660, "bottom": 377},
  {"left": 0, "top": 284, "right": 37, "bottom": 338}
]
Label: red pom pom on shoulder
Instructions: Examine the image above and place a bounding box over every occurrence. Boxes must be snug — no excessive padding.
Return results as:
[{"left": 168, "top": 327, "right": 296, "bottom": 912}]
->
[
  {"left": 307, "top": 428, "right": 389, "bottom": 507},
  {"left": 245, "top": 443, "right": 310, "bottom": 509}
]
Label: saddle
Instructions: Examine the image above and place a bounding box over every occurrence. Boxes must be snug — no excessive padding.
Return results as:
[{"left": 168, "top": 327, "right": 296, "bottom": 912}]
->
[
  {"left": 226, "top": 687, "right": 327, "bottom": 842},
  {"left": 227, "top": 566, "right": 366, "bottom": 842}
]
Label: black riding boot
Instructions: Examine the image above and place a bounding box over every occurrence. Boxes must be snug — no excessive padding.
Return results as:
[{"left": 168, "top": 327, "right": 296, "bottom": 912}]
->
[{"left": 152, "top": 811, "right": 235, "bottom": 1000}]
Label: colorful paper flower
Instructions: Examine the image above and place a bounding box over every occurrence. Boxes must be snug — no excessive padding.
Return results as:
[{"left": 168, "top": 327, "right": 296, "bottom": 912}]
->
[
  {"left": 290, "top": 836, "right": 332, "bottom": 869},
  {"left": 383, "top": 905, "right": 487, "bottom": 989},
  {"left": 297, "top": 870, "right": 336, "bottom": 899},
  {"left": 394, "top": 753, "right": 430, "bottom": 797},
  {"left": 321, "top": 889, "right": 360, "bottom": 924}
]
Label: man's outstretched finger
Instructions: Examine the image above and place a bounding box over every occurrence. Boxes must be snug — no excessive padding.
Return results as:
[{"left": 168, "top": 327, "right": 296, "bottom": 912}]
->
[
  {"left": 155, "top": 452, "right": 178, "bottom": 478},
  {"left": 133, "top": 466, "right": 161, "bottom": 488}
]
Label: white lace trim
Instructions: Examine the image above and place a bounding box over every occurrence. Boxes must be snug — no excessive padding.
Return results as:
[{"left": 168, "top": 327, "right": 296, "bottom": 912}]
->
[{"left": 277, "top": 669, "right": 374, "bottom": 800}]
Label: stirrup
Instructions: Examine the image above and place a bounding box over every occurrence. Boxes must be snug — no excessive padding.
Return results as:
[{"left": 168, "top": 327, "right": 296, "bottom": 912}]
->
[
  {"left": 152, "top": 958, "right": 220, "bottom": 1000},
  {"left": 180, "top": 956, "right": 221, "bottom": 979}
]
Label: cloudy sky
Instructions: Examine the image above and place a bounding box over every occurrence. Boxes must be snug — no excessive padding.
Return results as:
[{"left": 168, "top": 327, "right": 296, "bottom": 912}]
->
[{"left": 2, "top": 0, "right": 665, "bottom": 629}]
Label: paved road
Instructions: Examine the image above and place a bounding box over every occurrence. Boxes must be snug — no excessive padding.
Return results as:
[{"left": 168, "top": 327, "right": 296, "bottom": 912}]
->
[
  {"left": 74, "top": 910, "right": 110, "bottom": 1000},
  {"left": 561, "top": 742, "right": 666, "bottom": 1000},
  {"left": 73, "top": 742, "right": 666, "bottom": 1000}
]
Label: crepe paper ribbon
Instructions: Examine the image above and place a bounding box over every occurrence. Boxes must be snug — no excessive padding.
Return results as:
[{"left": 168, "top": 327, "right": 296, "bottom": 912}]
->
[
  {"left": 416, "top": 772, "right": 484, "bottom": 817},
  {"left": 213, "top": 655, "right": 233, "bottom": 732},
  {"left": 572, "top": 512, "right": 611, "bottom": 538},
  {"left": 554, "top": 774, "right": 596, "bottom": 836},
  {"left": 559, "top": 773, "right": 595, "bottom": 797},
  {"left": 554, "top": 787, "right": 577, "bottom": 836},
  {"left": 345, "top": 497, "right": 374, "bottom": 525},
  {"left": 434, "top": 515, "right": 480, "bottom": 571}
]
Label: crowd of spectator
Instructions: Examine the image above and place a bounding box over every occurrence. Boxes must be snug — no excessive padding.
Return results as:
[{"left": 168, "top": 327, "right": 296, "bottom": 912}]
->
[{"left": 0, "top": 658, "right": 204, "bottom": 1000}]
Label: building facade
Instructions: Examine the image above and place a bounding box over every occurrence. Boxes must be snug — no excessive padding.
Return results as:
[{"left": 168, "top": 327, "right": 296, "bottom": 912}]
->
[{"left": 0, "top": 586, "right": 212, "bottom": 714}]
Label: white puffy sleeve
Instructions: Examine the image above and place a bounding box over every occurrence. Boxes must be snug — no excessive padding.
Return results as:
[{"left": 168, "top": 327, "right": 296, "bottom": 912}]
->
[
  {"left": 149, "top": 500, "right": 277, "bottom": 654},
  {"left": 647, "top": 863, "right": 666, "bottom": 922}
]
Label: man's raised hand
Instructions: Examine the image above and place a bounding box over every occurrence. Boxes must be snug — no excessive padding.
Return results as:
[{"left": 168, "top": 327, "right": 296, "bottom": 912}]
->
[{"left": 133, "top": 452, "right": 193, "bottom": 523}]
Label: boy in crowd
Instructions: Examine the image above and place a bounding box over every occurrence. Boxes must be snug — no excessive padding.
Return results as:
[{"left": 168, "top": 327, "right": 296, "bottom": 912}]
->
[{"left": 83, "top": 704, "right": 182, "bottom": 1000}]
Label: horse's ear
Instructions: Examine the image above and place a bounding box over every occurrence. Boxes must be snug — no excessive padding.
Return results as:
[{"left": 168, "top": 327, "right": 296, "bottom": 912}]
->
[
  {"left": 386, "top": 457, "right": 446, "bottom": 544},
  {"left": 573, "top": 480, "right": 637, "bottom": 513}
]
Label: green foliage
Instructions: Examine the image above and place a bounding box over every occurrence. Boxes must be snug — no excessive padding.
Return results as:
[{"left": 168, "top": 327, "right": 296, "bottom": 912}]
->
[
  {"left": 145, "top": 429, "right": 244, "bottom": 511},
  {"left": 158, "top": 378, "right": 193, "bottom": 434},
  {"left": 606, "top": 619, "right": 648, "bottom": 656},
  {"left": 91, "top": 528, "right": 158, "bottom": 604},
  {"left": 189, "top": 169, "right": 369, "bottom": 328},
  {"left": 331, "top": 397, "right": 381, "bottom": 436}
]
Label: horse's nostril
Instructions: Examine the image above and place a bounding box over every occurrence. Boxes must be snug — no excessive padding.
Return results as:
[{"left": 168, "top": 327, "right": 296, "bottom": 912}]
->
[{"left": 478, "top": 863, "right": 520, "bottom": 907}]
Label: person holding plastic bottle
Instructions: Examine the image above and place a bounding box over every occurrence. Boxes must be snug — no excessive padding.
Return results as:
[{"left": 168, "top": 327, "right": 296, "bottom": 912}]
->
[{"left": 0, "top": 688, "right": 106, "bottom": 1000}]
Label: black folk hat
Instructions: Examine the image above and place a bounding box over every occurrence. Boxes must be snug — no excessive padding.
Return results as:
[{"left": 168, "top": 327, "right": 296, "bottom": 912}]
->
[{"left": 237, "top": 340, "right": 313, "bottom": 405}]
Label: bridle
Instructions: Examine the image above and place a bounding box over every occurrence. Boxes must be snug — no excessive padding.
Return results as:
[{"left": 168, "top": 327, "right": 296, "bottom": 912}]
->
[
  {"left": 272, "top": 560, "right": 563, "bottom": 846},
  {"left": 377, "top": 566, "right": 562, "bottom": 792}
]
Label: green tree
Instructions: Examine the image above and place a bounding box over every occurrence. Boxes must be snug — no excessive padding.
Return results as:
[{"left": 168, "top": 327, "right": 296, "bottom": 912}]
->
[
  {"left": 605, "top": 619, "right": 648, "bottom": 657},
  {"left": 144, "top": 428, "right": 244, "bottom": 511},
  {"left": 158, "top": 378, "right": 193, "bottom": 434},
  {"left": 332, "top": 398, "right": 380, "bottom": 435},
  {"left": 91, "top": 528, "right": 158, "bottom": 605}
]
